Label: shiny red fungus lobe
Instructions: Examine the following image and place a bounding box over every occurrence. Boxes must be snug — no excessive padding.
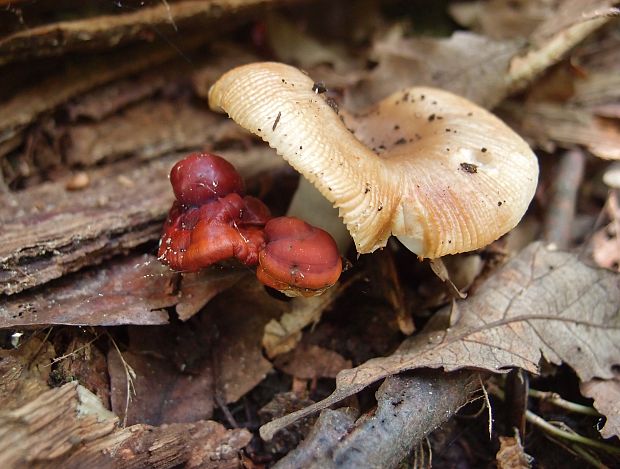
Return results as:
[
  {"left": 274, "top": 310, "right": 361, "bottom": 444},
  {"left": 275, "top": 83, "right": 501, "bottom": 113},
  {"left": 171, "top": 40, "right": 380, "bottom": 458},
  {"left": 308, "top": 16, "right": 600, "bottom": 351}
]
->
[
  {"left": 170, "top": 152, "right": 244, "bottom": 206},
  {"left": 256, "top": 216, "right": 342, "bottom": 296},
  {"left": 158, "top": 153, "right": 270, "bottom": 271}
]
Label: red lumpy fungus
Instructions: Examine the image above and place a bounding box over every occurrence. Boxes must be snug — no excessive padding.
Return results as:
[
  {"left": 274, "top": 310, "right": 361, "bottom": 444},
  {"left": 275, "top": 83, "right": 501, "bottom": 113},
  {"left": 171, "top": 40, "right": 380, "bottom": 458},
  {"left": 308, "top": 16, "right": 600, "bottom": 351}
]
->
[
  {"left": 256, "top": 217, "right": 342, "bottom": 297},
  {"left": 158, "top": 152, "right": 270, "bottom": 271},
  {"left": 158, "top": 152, "right": 343, "bottom": 296}
]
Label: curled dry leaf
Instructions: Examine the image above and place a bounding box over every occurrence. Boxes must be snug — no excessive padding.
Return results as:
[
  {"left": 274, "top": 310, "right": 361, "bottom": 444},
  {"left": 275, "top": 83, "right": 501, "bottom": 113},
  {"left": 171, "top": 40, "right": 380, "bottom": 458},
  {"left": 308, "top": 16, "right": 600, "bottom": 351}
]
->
[
  {"left": 274, "top": 343, "right": 352, "bottom": 380},
  {"left": 108, "top": 325, "right": 215, "bottom": 426},
  {"left": 346, "top": 30, "right": 521, "bottom": 111},
  {"left": 507, "top": 0, "right": 620, "bottom": 93},
  {"left": 580, "top": 377, "right": 620, "bottom": 439},
  {"left": 261, "top": 242, "right": 620, "bottom": 440},
  {"left": 263, "top": 281, "right": 349, "bottom": 358}
]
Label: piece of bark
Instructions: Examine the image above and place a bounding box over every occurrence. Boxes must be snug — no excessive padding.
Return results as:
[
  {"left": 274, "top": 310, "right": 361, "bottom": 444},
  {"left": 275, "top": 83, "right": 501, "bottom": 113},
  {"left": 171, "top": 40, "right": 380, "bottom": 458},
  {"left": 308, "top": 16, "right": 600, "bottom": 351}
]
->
[
  {"left": 0, "top": 0, "right": 276, "bottom": 66},
  {"left": 275, "top": 370, "right": 480, "bottom": 469},
  {"left": 0, "top": 254, "right": 175, "bottom": 328},
  {"left": 0, "top": 381, "right": 252, "bottom": 469},
  {"left": 0, "top": 37, "right": 208, "bottom": 147},
  {"left": 64, "top": 66, "right": 185, "bottom": 122},
  {"left": 63, "top": 100, "right": 230, "bottom": 166},
  {"left": 0, "top": 336, "right": 55, "bottom": 409},
  {"left": 0, "top": 145, "right": 285, "bottom": 295},
  {"left": 0, "top": 155, "right": 175, "bottom": 295}
]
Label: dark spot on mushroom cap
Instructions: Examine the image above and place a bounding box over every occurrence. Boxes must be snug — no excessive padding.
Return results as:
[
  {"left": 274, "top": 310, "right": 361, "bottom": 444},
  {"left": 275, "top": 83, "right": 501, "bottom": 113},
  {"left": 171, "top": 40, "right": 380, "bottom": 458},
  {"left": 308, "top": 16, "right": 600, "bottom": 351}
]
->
[
  {"left": 460, "top": 162, "right": 478, "bottom": 173},
  {"left": 428, "top": 114, "right": 436, "bottom": 122},
  {"left": 481, "top": 147, "right": 487, "bottom": 152}
]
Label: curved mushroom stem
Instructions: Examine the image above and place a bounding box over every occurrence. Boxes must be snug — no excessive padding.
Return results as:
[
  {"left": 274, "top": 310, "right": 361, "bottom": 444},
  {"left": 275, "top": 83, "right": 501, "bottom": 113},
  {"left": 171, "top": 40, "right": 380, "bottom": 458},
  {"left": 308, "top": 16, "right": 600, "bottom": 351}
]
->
[{"left": 287, "top": 177, "right": 352, "bottom": 253}]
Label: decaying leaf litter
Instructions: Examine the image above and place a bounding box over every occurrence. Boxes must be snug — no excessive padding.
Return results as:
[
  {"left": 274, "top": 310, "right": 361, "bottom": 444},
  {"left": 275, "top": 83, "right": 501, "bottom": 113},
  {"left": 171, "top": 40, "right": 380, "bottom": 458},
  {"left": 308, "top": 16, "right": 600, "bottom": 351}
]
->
[{"left": 1, "top": 0, "right": 619, "bottom": 467}]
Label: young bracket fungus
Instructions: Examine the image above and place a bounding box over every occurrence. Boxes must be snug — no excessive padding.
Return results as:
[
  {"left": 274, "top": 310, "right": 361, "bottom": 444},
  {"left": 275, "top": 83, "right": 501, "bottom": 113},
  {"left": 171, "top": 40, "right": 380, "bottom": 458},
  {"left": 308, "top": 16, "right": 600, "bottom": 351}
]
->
[
  {"left": 158, "top": 152, "right": 271, "bottom": 271},
  {"left": 158, "top": 152, "right": 342, "bottom": 296},
  {"left": 257, "top": 217, "right": 342, "bottom": 297},
  {"left": 208, "top": 63, "right": 539, "bottom": 259}
]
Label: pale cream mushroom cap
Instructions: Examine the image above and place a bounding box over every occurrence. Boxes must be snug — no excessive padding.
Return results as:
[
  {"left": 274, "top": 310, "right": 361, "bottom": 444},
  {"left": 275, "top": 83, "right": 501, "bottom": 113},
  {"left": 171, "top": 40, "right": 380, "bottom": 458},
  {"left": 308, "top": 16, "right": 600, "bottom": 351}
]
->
[{"left": 208, "top": 62, "right": 539, "bottom": 258}]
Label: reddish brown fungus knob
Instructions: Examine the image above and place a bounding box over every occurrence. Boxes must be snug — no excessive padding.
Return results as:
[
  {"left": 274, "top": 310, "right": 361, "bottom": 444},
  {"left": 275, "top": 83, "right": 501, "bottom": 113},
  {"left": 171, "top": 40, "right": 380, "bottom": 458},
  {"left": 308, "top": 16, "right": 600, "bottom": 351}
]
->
[
  {"left": 256, "top": 217, "right": 342, "bottom": 297},
  {"left": 158, "top": 152, "right": 270, "bottom": 271},
  {"left": 170, "top": 151, "right": 244, "bottom": 205}
]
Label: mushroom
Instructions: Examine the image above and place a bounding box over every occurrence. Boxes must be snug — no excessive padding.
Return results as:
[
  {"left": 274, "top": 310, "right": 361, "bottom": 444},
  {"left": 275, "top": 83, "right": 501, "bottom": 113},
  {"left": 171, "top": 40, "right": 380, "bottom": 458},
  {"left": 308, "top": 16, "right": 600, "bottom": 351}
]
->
[
  {"left": 158, "top": 152, "right": 271, "bottom": 271},
  {"left": 158, "top": 152, "right": 343, "bottom": 297},
  {"left": 257, "top": 216, "right": 342, "bottom": 297},
  {"left": 208, "top": 62, "right": 539, "bottom": 258}
]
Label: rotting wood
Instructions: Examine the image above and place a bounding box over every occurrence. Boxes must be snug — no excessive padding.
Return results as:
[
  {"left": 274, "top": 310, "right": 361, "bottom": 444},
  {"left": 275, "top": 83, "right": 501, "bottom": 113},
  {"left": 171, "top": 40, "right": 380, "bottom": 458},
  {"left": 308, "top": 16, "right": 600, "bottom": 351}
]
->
[
  {"left": 0, "top": 0, "right": 278, "bottom": 66},
  {"left": 0, "top": 382, "right": 252, "bottom": 469},
  {"left": 0, "top": 254, "right": 175, "bottom": 328},
  {"left": 0, "top": 146, "right": 285, "bottom": 295}
]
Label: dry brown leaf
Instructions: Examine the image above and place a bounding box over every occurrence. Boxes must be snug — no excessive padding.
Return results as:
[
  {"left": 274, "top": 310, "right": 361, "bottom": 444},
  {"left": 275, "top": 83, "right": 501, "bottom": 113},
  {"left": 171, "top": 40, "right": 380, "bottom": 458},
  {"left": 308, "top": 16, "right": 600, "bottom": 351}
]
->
[
  {"left": 108, "top": 324, "right": 214, "bottom": 426},
  {"left": 496, "top": 432, "right": 533, "bottom": 469},
  {"left": 274, "top": 343, "right": 352, "bottom": 380},
  {"left": 502, "top": 102, "right": 620, "bottom": 160},
  {"left": 345, "top": 30, "right": 521, "bottom": 111},
  {"left": 210, "top": 278, "right": 289, "bottom": 403},
  {"left": 261, "top": 242, "right": 620, "bottom": 440},
  {"left": 266, "top": 12, "right": 358, "bottom": 72},
  {"left": 176, "top": 268, "right": 246, "bottom": 321},
  {"left": 507, "top": 0, "right": 619, "bottom": 92},
  {"left": 580, "top": 377, "right": 620, "bottom": 439},
  {"left": 450, "top": 0, "right": 554, "bottom": 40},
  {"left": 263, "top": 278, "right": 356, "bottom": 358}
]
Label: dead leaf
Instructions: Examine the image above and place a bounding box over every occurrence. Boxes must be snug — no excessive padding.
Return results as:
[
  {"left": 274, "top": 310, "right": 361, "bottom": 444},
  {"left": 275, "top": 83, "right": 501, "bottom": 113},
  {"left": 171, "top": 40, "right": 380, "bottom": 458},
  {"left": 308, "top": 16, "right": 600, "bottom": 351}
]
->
[
  {"left": 261, "top": 242, "right": 620, "bottom": 440},
  {"left": 263, "top": 278, "right": 356, "bottom": 358},
  {"left": 210, "top": 278, "right": 288, "bottom": 403},
  {"left": 274, "top": 343, "right": 352, "bottom": 380},
  {"left": 108, "top": 323, "right": 214, "bottom": 426},
  {"left": 496, "top": 432, "right": 533, "bottom": 469},
  {"left": 346, "top": 29, "right": 521, "bottom": 111},
  {"left": 176, "top": 268, "right": 246, "bottom": 321},
  {"left": 502, "top": 101, "right": 620, "bottom": 160},
  {"left": 266, "top": 12, "right": 358, "bottom": 72},
  {"left": 507, "top": 0, "right": 619, "bottom": 93},
  {"left": 450, "top": 0, "right": 554, "bottom": 40},
  {"left": 580, "top": 376, "right": 620, "bottom": 439}
]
